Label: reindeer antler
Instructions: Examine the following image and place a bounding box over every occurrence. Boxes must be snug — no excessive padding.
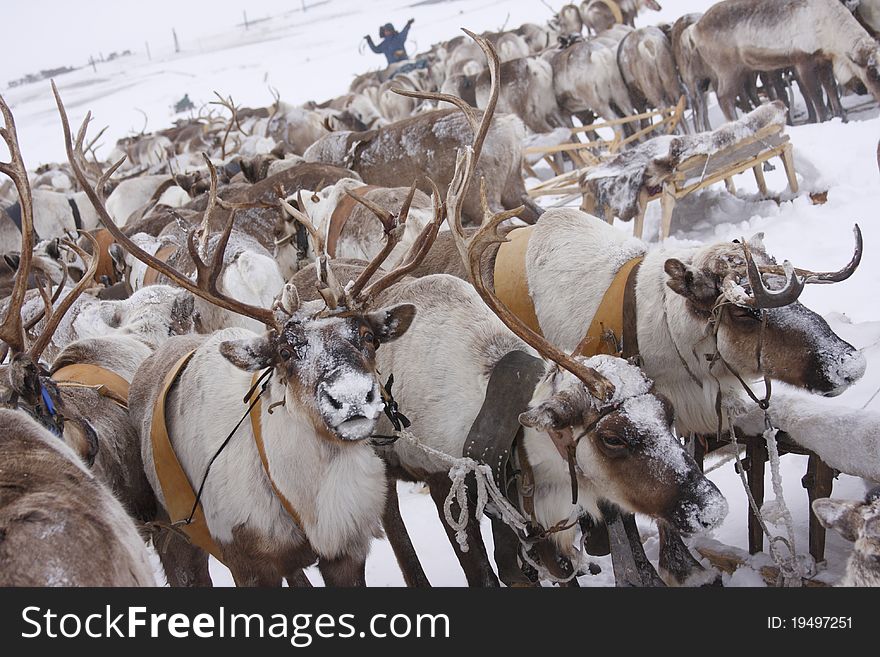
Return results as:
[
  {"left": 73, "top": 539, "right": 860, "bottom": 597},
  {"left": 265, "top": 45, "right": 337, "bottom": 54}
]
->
[
  {"left": 737, "top": 225, "right": 862, "bottom": 309},
  {"left": 280, "top": 181, "right": 445, "bottom": 312},
  {"left": 0, "top": 95, "right": 101, "bottom": 363},
  {"left": 0, "top": 94, "right": 35, "bottom": 355},
  {"left": 53, "top": 82, "right": 278, "bottom": 331},
  {"left": 28, "top": 235, "right": 100, "bottom": 360},
  {"left": 398, "top": 30, "right": 615, "bottom": 402}
]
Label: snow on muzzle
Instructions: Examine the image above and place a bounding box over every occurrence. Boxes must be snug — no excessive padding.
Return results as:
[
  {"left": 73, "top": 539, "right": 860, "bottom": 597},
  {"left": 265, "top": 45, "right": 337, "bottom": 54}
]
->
[
  {"left": 670, "top": 473, "right": 728, "bottom": 535},
  {"left": 317, "top": 369, "right": 384, "bottom": 441}
]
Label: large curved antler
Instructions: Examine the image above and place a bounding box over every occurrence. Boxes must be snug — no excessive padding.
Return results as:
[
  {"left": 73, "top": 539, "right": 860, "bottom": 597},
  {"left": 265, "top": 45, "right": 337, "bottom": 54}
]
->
[
  {"left": 0, "top": 94, "right": 35, "bottom": 355},
  {"left": 740, "top": 224, "right": 862, "bottom": 309},
  {"left": 415, "top": 30, "right": 615, "bottom": 402},
  {"left": 0, "top": 95, "right": 100, "bottom": 364},
  {"left": 757, "top": 224, "right": 862, "bottom": 285},
  {"left": 53, "top": 82, "right": 278, "bottom": 331}
]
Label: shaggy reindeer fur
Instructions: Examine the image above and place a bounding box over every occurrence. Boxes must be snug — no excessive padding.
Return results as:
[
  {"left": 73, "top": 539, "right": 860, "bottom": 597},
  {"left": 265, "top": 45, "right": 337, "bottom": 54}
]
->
[{"left": 0, "top": 409, "right": 155, "bottom": 586}]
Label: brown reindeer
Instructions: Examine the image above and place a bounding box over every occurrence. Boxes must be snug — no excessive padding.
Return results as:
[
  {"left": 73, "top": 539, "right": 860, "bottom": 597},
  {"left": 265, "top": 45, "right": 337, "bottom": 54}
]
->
[
  {"left": 692, "top": 0, "right": 879, "bottom": 122},
  {"left": 302, "top": 102, "right": 542, "bottom": 224}
]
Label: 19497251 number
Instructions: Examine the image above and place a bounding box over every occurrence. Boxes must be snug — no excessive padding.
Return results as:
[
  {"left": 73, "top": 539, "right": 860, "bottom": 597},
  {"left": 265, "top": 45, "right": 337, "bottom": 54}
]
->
[{"left": 768, "top": 617, "right": 852, "bottom": 629}]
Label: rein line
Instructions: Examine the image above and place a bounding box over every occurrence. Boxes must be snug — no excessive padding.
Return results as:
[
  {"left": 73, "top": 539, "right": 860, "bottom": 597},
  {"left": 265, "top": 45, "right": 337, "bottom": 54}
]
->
[{"left": 176, "top": 366, "right": 273, "bottom": 529}]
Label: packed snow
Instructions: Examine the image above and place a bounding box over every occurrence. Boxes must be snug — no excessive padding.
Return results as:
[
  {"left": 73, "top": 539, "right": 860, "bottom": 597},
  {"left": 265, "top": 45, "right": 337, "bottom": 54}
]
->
[{"left": 4, "top": 0, "right": 880, "bottom": 587}]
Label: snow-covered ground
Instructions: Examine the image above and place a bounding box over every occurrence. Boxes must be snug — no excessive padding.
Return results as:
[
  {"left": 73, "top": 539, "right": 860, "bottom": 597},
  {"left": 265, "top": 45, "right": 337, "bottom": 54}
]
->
[{"left": 5, "top": 0, "right": 880, "bottom": 587}]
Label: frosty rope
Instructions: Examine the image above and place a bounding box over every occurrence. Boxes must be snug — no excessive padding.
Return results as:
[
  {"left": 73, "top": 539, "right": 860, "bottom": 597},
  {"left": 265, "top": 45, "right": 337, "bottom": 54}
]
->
[
  {"left": 706, "top": 296, "right": 810, "bottom": 586},
  {"left": 393, "top": 428, "right": 584, "bottom": 584}
]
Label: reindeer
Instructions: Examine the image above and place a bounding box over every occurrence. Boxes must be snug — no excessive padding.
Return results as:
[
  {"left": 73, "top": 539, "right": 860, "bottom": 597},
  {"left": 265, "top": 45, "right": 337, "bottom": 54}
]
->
[
  {"left": 273, "top": 180, "right": 440, "bottom": 281},
  {"left": 474, "top": 57, "right": 568, "bottom": 133},
  {"left": 55, "top": 82, "right": 444, "bottom": 586},
  {"left": 0, "top": 94, "right": 155, "bottom": 587},
  {"left": 580, "top": 0, "right": 662, "bottom": 33},
  {"left": 692, "top": 0, "right": 880, "bottom": 122},
  {"left": 670, "top": 13, "right": 715, "bottom": 132},
  {"left": 295, "top": 31, "right": 728, "bottom": 588},
  {"left": 813, "top": 488, "right": 880, "bottom": 587},
  {"left": 616, "top": 26, "right": 686, "bottom": 131},
  {"left": 302, "top": 103, "right": 542, "bottom": 224},
  {"left": 497, "top": 208, "right": 864, "bottom": 584},
  {"left": 551, "top": 26, "right": 638, "bottom": 137}
]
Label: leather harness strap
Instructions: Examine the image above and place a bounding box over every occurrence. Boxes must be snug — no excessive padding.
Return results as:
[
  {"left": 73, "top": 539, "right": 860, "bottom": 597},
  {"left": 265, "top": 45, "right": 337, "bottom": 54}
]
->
[
  {"left": 150, "top": 350, "right": 225, "bottom": 562},
  {"left": 67, "top": 197, "right": 82, "bottom": 231},
  {"left": 52, "top": 363, "right": 131, "bottom": 408},
  {"left": 494, "top": 225, "right": 644, "bottom": 357},
  {"left": 326, "top": 185, "right": 379, "bottom": 257},
  {"left": 149, "top": 355, "right": 305, "bottom": 563},
  {"left": 494, "top": 226, "right": 543, "bottom": 336},
  {"left": 91, "top": 228, "right": 118, "bottom": 283},
  {"left": 621, "top": 260, "right": 642, "bottom": 360},
  {"left": 142, "top": 245, "right": 178, "bottom": 287},
  {"left": 573, "top": 256, "right": 644, "bottom": 357},
  {"left": 246, "top": 373, "right": 304, "bottom": 528}
]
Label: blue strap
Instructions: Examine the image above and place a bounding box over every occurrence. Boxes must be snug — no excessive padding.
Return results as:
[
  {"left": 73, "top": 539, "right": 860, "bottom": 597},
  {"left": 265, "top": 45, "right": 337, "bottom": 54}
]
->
[{"left": 40, "top": 384, "right": 57, "bottom": 416}]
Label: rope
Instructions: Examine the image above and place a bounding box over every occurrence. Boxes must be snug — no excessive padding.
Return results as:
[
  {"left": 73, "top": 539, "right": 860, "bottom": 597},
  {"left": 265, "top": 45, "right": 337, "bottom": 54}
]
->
[
  {"left": 706, "top": 298, "right": 810, "bottom": 586},
  {"left": 393, "top": 428, "right": 584, "bottom": 585}
]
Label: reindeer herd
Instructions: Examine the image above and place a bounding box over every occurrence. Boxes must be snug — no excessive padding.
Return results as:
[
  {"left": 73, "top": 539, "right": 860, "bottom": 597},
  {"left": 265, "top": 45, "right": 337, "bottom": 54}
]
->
[{"left": 1, "top": 2, "right": 879, "bottom": 588}]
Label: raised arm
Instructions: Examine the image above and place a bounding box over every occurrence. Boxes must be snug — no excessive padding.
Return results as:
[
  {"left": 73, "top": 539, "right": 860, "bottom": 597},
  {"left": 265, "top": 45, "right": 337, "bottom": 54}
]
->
[{"left": 365, "top": 35, "right": 382, "bottom": 53}]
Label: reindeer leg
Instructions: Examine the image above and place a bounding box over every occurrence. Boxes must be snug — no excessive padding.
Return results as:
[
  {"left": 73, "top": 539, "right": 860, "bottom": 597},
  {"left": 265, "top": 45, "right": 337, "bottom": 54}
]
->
[
  {"left": 426, "top": 472, "right": 499, "bottom": 587},
  {"left": 382, "top": 472, "right": 431, "bottom": 587},
  {"left": 318, "top": 554, "right": 368, "bottom": 587},
  {"left": 657, "top": 522, "right": 720, "bottom": 587},
  {"left": 601, "top": 504, "right": 665, "bottom": 587},
  {"left": 490, "top": 516, "right": 537, "bottom": 587},
  {"left": 152, "top": 510, "right": 213, "bottom": 587},
  {"left": 285, "top": 569, "right": 313, "bottom": 587},
  {"left": 817, "top": 60, "right": 846, "bottom": 122}
]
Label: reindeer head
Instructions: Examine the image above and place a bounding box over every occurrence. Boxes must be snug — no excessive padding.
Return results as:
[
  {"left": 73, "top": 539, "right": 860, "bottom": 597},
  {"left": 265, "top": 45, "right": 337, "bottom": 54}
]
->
[
  {"left": 813, "top": 488, "right": 880, "bottom": 586},
  {"left": 848, "top": 41, "right": 880, "bottom": 102},
  {"left": 520, "top": 355, "right": 727, "bottom": 534},
  {"left": 220, "top": 292, "right": 415, "bottom": 441},
  {"left": 664, "top": 231, "right": 865, "bottom": 396}
]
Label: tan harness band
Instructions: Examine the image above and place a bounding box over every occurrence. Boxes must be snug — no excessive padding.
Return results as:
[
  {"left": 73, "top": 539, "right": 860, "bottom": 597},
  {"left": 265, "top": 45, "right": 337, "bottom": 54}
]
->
[
  {"left": 573, "top": 256, "right": 644, "bottom": 357},
  {"left": 494, "top": 226, "right": 543, "bottom": 335},
  {"left": 246, "top": 373, "right": 304, "bottom": 528},
  {"left": 149, "top": 356, "right": 305, "bottom": 563},
  {"left": 91, "top": 228, "right": 118, "bottom": 283},
  {"left": 493, "top": 225, "right": 643, "bottom": 357},
  {"left": 150, "top": 350, "right": 225, "bottom": 562},
  {"left": 52, "top": 363, "right": 131, "bottom": 408},
  {"left": 326, "top": 185, "right": 380, "bottom": 257},
  {"left": 142, "top": 245, "right": 178, "bottom": 287}
]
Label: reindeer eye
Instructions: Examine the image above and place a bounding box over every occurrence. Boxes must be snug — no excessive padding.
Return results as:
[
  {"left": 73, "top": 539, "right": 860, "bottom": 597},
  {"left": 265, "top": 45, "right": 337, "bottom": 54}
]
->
[{"left": 599, "top": 433, "right": 627, "bottom": 452}]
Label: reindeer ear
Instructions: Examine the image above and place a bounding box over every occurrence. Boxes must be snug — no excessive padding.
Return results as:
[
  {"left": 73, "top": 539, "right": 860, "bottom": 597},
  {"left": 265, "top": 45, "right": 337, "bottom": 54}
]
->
[
  {"left": 62, "top": 418, "right": 99, "bottom": 468},
  {"left": 519, "top": 401, "right": 567, "bottom": 431},
  {"left": 747, "top": 232, "right": 766, "bottom": 251},
  {"left": 812, "top": 498, "right": 862, "bottom": 542},
  {"left": 219, "top": 335, "right": 275, "bottom": 371},
  {"left": 365, "top": 303, "right": 416, "bottom": 343},
  {"left": 664, "top": 258, "right": 718, "bottom": 306},
  {"left": 108, "top": 244, "right": 126, "bottom": 271}
]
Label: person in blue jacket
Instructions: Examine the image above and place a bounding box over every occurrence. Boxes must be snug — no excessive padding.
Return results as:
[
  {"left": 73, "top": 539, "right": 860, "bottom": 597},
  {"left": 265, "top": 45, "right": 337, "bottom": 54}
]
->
[{"left": 365, "top": 19, "right": 414, "bottom": 65}]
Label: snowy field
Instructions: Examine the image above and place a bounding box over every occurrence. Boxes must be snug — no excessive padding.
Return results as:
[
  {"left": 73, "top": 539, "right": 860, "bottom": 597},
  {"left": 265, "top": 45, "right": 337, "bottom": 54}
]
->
[{"left": 3, "top": 0, "right": 880, "bottom": 587}]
